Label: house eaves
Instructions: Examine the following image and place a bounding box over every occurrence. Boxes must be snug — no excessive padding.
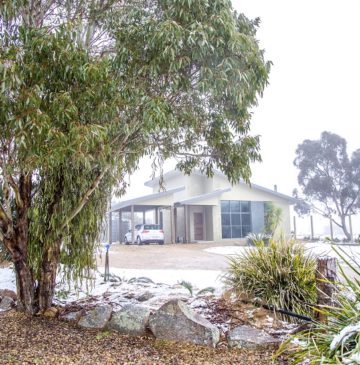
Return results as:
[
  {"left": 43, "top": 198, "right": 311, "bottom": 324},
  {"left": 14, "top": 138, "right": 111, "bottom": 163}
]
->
[
  {"left": 174, "top": 188, "right": 231, "bottom": 206},
  {"left": 110, "top": 186, "right": 185, "bottom": 212}
]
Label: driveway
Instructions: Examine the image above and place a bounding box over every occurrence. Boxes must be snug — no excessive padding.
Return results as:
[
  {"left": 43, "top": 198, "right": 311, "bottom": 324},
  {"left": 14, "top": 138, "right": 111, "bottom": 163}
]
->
[{"left": 97, "top": 242, "right": 232, "bottom": 270}]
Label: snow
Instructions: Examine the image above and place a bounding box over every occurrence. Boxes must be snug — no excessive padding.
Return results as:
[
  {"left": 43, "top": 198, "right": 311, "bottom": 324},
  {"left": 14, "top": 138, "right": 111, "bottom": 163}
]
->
[
  {"left": 204, "top": 242, "right": 360, "bottom": 264},
  {"left": 0, "top": 266, "right": 224, "bottom": 306},
  {"left": 0, "top": 267, "right": 16, "bottom": 292},
  {"left": 329, "top": 320, "right": 360, "bottom": 351},
  {"left": 343, "top": 353, "right": 360, "bottom": 365}
]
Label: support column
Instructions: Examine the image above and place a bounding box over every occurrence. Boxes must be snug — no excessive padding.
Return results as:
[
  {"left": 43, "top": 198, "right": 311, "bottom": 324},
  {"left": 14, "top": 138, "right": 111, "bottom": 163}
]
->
[
  {"left": 184, "top": 205, "right": 187, "bottom": 243},
  {"left": 174, "top": 207, "right": 177, "bottom": 242},
  {"left": 142, "top": 211, "right": 146, "bottom": 224},
  {"left": 155, "top": 207, "right": 159, "bottom": 224},
  {"left": 131, "top": 205, "right": 135, "bottom": 244},
  {"left": 109, "top": 211, "right": 113, "bottom": 244},
  {"left": 119, "top": 210, "right": 122, "bottom": 244},
  {"left": 170, "top": 206, "right": 175, "bottom": 243},
  {"left": 310, "top": 215, "right": 314, "bottom": 240},
  {"left": 293, "top": 216, "right": 297, "bottom": 239}
]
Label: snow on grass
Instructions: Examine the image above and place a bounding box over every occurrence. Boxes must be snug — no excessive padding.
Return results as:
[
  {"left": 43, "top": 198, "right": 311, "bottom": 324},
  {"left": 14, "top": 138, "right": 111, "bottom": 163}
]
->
[
  {"left": 330, "top": 320, "right": 360, "bottom": 351},
  {"left": 0, "top": 266, "right": 224, "bottom": 306},
  {"left": 204, "top": 242, "right": 360, "bottom": 263}
]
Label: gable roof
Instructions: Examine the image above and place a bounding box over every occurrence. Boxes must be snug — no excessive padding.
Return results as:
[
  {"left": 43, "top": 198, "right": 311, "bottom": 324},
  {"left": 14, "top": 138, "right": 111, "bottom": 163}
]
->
[
  {"left": 144, "top": 170, "right": 296, "bottom": 204},
  {"left": 175, "top": 188, "right": 231, "bottom": 206}
]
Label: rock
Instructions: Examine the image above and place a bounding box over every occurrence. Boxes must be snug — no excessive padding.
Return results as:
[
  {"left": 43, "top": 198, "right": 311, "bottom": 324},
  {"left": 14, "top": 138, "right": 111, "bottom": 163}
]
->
[
  {"left": 149, "top": 299, "right": 220, "bottom": 347},
  {"left": 0, "top": 289, "right": 17, "bottom": 301},
  {"left": 60, "top": 310, "right": 83, "bottom": 324},
  {"left": 107, "top": 304, "right": 152, "bottom": 336},
  {"left": 78, "top": 305, "right": 112, "bottom": 329},
  {"left": 227, "top": 325, "right": 279, "bottom": 349},
  {"left": 136, "top": 291, "right": 154, "bottom": 302},
  {"left": 0, "top": 296, "right": 15, "bottom": 311},
  {"left": 43, "top": 307, "right": 59, "bottom": 318},
  {"left": 128, "top": 277, "right": 154, "bottom": 284}
]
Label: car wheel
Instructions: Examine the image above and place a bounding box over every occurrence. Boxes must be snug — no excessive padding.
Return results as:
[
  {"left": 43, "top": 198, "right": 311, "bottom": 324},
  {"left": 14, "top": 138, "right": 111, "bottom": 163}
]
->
[
  {"left": 159, "top": 240, "right": 164, "bottom": 245},
  {"left": 137, "top": 236, "right": 142, "bottom": 245},
  {"left": 124, "top": 236, "right": 129, "bottom": 245}
]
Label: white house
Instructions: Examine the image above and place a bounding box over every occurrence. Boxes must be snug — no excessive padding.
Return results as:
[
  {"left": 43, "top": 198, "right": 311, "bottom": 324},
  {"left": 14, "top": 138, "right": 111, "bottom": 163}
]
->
[{"left": 109, "top": 170, "right": 296, "bottom": 244}]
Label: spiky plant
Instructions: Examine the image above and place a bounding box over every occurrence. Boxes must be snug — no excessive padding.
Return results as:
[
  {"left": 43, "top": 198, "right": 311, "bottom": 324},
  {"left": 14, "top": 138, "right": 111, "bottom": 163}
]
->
[
  {"left": 278, "top": 246, "right": 360, "bottom": 364},
  {"left": 224, "top": 236, "right": 317, "bottom": 318}
]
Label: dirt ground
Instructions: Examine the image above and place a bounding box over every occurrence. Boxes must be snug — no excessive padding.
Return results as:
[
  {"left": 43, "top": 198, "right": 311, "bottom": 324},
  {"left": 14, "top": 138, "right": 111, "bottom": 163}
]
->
[
  {"left": 0, "top": 310, "right": 286, "bottom": 365},
  {"left": 97, "top": 242, "right": 233, "bottom": 270}
]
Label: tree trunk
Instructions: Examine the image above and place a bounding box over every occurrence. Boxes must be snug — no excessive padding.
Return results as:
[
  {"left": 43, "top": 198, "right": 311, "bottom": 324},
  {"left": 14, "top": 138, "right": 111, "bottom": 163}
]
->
[
  {"left": 14, "top": 257, "right": 36, "bottom": 314},
  {"left": 340, "top": 215, "right": 352, "bottom": 241},
  {"left": 38, "top": 243, "right": 61, "bottom": 312}
]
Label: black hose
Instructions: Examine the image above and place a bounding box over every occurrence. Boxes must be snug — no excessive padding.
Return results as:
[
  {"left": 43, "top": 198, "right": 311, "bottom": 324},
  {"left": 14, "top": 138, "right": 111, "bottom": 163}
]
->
[{"left": 262, "top": 304, "right": 315, "bottom": 322}]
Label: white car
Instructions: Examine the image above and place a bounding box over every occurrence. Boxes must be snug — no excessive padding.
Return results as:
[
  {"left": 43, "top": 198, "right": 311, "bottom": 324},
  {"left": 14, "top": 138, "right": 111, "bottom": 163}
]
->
[{"left": 124, "top": 224, "right": 164, "bottom": 245}]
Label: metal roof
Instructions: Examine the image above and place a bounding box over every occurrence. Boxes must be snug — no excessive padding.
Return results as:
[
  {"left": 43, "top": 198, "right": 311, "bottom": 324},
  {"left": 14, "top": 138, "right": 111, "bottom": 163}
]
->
[
  {"left": 144, "top": 169, "right": 296, "bottom": 204},
  {"left": 175, "top": 188, "right": 231, "bottom": 205},
  {"left": 110, "top": 186, "right": 185, "bottom": 212}
]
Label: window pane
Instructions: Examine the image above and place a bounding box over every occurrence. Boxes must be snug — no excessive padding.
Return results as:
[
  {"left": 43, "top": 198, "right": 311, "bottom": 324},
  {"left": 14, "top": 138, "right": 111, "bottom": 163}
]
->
[
  {"left": 230, "top": 201, "right": 240, "bottom": 212},
  {"left": 231, "top": 214, "right": 241, "bottom": 225},
  {"left": 222, "top": 226, "right": 231, "bottom": 239},
  {"left": 241, "top": 201, "right": 250, "bottom": 213},
  {"left": 242, "top": 225, "right": 252, "bottom": 237},
  {"left": 221, "top": 214, "right": 230, "bottom": 226},
  {"left": 231, "top": 226, "right": 242, "bottom": 238},
  {"left": 241, "top": 214, "right": 251, "bottom": 226},
  {"left": 221, "top": 201, "right": 230, "bottom": 213}
]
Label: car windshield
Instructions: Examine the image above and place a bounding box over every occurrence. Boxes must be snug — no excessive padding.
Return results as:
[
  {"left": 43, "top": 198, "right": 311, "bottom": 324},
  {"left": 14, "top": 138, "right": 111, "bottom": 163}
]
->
[{"left": 143, "top": 224, "right": 161, "bottom": 230}]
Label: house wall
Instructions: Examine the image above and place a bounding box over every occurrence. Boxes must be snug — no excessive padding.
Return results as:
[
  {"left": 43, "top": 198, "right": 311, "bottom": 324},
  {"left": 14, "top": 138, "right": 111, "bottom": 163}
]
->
[
  {"left": 150, "top": 172, "right": 291, "bottom": 244},
  {"left": 212, "top": 178, "right": 291, "bottom": 243}
]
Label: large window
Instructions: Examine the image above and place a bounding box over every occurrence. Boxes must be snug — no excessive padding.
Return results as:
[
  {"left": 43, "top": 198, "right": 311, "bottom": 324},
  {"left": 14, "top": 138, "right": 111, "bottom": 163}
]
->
[{"left": 221, "top": 200, "right": 252, "bottom": 239}]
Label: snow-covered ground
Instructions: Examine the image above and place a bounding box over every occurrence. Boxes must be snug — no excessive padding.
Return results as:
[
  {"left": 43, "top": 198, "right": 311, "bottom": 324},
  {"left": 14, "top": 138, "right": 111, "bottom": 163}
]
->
[
  {"left": 205, "top": 241, "right": 360, "bottom": 262},
  {"left": 0, "top": 266, "right": 223, "bottom": 305}
]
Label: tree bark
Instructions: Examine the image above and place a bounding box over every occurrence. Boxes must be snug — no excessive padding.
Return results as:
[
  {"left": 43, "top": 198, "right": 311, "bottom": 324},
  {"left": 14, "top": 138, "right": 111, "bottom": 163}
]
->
[
  {"left": 38, "top": 241, "right": 61, "bottom": 312},
  {"left": 340, "top": 215, "right": 352, "bottom": 241}
]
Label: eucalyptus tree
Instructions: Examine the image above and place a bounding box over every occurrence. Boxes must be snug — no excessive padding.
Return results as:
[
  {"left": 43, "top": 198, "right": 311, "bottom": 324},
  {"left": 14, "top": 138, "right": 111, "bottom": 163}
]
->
[
  {"left": 0, "top": 0, "right": 271, "bottom": 314},
  {"left": 294, "top": 132, "right": 360, "bottom": 240}
]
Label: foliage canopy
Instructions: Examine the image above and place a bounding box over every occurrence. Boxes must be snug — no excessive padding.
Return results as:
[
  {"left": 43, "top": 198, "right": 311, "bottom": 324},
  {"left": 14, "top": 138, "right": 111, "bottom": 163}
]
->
[{"left": 0, "top": 0, "right": 271, "bottom": 313}]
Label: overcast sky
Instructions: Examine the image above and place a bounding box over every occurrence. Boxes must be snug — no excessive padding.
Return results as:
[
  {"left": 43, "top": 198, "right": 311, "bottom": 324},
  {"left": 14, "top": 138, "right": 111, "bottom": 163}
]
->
[{"left": 120, "top": 0, "right": 360, "bottom": 203}]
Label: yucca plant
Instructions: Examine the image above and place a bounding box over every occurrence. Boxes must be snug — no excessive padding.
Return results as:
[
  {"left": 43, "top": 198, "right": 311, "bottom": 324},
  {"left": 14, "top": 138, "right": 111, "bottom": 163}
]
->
[
  {"left": 278, "top": 245, "right": 360, "bottom": 364},
  {"left": 223, "top": 236, "right": 317, "bottom": 319}
]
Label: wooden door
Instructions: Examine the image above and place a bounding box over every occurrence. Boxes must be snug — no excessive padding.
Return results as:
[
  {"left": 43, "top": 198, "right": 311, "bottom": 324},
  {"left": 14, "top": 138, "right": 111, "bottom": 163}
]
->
[{"left": 194, "top": 212, "right": 204, "bottom": 241}]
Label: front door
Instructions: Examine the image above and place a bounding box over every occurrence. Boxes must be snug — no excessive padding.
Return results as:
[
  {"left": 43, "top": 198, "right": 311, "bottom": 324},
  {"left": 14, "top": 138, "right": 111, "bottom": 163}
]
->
[{"left": 194, "top": 212, "right": 204, "bottom": 241}]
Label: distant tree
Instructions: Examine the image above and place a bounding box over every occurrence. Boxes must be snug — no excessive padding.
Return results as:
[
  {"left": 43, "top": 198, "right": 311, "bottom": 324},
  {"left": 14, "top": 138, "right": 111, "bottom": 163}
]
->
[
  {"left": 0, "top": 0, "right": 271, "bottom": 314},
  {"left": 293, "top": 132, "right": 360, "bottom": 240}
]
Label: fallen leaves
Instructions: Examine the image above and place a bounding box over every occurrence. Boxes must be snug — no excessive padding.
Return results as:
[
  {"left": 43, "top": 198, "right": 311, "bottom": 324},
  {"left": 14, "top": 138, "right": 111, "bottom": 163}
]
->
[{"left": 0, "top": 310, "right": 287, "bottom": 364}]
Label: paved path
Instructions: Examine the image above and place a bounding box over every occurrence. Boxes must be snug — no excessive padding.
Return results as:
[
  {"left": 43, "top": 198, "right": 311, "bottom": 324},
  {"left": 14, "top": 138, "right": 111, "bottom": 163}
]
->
[{"left": 97, "top": 242, "right": 232, "bottom": 270}]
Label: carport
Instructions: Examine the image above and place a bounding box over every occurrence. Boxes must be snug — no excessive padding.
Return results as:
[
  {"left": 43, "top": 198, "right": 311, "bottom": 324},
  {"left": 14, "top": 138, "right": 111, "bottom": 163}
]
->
[{"left": 109, "top": 186, "right": 185, "bottom": 244}]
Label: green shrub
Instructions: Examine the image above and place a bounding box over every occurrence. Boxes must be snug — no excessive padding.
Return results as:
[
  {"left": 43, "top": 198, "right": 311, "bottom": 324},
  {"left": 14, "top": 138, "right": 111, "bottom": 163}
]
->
[
  {"left": 224, "top": 236, "right": 317, "bottom": 318},
  {"left": 264, "top": 202, "right": 282, "bottom": 236},
  {"left": 278, "top": 246, "right": 360, "bottom": 364}
]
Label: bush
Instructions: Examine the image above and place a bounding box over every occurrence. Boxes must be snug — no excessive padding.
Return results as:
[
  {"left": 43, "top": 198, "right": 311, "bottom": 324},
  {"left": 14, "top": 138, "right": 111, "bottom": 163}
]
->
[
  {"left": 278, "top": 246, "right": 360, "bottom": 364},
  {"left": 224, "top": 236, "right": 317, "bottom": 318}
]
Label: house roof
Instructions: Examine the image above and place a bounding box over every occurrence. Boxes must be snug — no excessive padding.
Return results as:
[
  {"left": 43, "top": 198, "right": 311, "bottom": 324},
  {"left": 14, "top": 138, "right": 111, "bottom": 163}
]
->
[
  {"left": 175, "top": 188, "right": 231, "bottom": 206},
  {"left": 144, "top": 169, "right": 297, "bottom": 204},
  {"left": 110, "top": 186, "right": 185, "bottom": 212}
]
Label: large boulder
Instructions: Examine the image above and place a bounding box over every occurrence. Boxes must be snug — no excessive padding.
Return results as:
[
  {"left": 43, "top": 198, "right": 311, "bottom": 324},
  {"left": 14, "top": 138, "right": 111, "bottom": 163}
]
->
[
  {"left": 60, "top": 310, "right": 84, "bottom": 324},
  {"left": 0, "top": 296, "right": 15, "bottom": 311},
  {"left": 227, "top": 325, "right": 279, "bottom": 349},
  {"left": 78, "top": 305, "right": 112, "bottom": 329},
  {"left": 148, "top": 299, "right": 220, "bottom": 347},
  {"left": 107, "top": 304, "right": 151, "bottom": 336},
  {"left": 0, "top": 289, "right": 17, "bottom": 301}
]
